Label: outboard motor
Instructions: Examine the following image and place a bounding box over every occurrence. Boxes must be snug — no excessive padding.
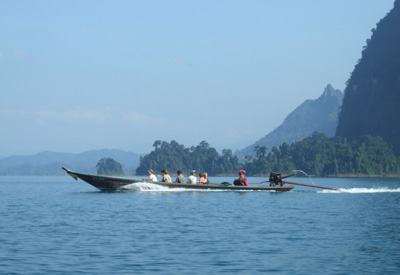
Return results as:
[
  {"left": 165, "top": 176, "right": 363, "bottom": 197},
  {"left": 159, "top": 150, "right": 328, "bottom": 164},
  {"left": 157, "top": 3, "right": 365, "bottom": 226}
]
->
[
  {"left": 269, "top": 172, "right": 294, "bottom": 186},
  {"left": 269, "top": 172, "right": 283, "bottom": 186}
]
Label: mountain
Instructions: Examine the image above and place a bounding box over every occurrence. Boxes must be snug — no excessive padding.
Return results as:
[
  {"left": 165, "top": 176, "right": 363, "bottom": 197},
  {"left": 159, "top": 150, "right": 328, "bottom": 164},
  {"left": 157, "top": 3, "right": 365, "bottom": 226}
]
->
[
  {"left": 0, "top": 149, "right": 140, "bottom": 176},
  {"left": 336, "top": 1, "right": 400, "bottom": 154},
  {"left": 236, "top": 84, "right": 343, "bottom": 159}
]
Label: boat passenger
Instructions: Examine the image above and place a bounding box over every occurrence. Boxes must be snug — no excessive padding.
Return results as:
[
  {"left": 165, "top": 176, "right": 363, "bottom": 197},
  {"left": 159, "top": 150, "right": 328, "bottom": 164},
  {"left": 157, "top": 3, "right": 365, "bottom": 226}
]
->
[
  {"left": 204, "top": 172, "right": 209, "bottom": 184},
  {"left": 148, "top": 169, "right": 158, "bottom": 182},
  {"left": 175, "top": 170, "right": 185, "bottom": 183},
  {"left": 160, "top": 170, "right": 172, "bottom": 183},
  {"left": 199, "top": 172, "right": 206, "bottom": 184},
  {"left": 233, "top": 170, "right": 248, "bottom": 186},
  {"left": 187, "top": 170, "right": 197, "bottom": 184}
]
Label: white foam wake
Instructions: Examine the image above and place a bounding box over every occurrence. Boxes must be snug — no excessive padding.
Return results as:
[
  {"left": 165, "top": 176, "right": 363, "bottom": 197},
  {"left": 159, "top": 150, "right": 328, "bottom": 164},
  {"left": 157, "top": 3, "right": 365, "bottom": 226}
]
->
[
  {"left": 121, "top": 182, "right": 174, "bottom": 191},
  {"left": 120, "top": 182, "right": 224, "bottom": 192},
  {"left": 319, "top": 187, "right": 400, "bottom": 194}
]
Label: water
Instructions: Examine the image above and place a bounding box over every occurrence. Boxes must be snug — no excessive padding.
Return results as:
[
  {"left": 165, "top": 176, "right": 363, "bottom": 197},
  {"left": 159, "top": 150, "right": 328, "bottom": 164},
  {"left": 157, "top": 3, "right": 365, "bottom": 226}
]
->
[
  {"left": 294, "top": 169, "right": 317, "bottom": 186},
  {"left": 1, "top": 176, "right": 400, "bottom": 274}
]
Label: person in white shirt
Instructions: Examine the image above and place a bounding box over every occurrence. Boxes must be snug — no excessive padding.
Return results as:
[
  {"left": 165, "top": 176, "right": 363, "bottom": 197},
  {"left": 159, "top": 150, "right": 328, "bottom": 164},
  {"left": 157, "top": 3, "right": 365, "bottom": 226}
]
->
[
  {"left": 148, "top": 169, "right": 158, "bottom": 181},
  {"left": 187, "top": 170, "right": 197, "bottom": 184}
]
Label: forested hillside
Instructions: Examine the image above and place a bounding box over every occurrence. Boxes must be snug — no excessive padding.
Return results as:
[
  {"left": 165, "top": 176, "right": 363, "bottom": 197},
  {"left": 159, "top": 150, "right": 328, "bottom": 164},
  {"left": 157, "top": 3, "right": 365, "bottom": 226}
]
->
[
  {"left": 137, "top": 137, "right": 400, "bottom": 177},
  {"left": 337, "top": 0, "right": 400, "bottom": 153},
  {"left": 136, "top": 140, "right": 240, "bottom": 176},
  {"left": 236, "top": 84, "right": 343, "bottom": 160},
  {"left": 243, "top": 133, "right": 400, "bottom": 177}
]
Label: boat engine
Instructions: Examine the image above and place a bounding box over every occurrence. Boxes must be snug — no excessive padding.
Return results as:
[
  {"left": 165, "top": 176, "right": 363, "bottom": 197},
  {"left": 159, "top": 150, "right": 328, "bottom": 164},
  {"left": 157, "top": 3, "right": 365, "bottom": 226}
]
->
[
  {"left": 269, "top": 172, "right": 283, "bottom": 186},
  {"left": 269, "top": 172, "right": 294, "bottom": 186}
]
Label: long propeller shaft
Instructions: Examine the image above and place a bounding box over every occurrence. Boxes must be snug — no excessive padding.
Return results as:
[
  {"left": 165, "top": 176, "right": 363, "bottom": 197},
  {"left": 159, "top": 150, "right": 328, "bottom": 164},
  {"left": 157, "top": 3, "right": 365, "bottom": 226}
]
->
[{"left": 282, "top": 180, "right": 339, "bottom": 191}]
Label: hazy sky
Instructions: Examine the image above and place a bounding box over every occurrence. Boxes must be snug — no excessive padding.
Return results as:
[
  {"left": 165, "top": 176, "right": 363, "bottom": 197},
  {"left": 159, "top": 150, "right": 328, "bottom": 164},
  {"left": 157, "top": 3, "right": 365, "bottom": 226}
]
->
[{"left": 0, "top": 0, "right": 395, "bottom": 157}]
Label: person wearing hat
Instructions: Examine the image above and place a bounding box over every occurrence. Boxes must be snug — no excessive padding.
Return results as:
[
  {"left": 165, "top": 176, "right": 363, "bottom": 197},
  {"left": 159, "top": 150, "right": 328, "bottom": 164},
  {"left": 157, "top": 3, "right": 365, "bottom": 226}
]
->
[
  {"left": 187, "top": 170, "right": 197, "bottom": 184},
  {"left": 233, "top": 170, "right": 248, "bottom": 186}
]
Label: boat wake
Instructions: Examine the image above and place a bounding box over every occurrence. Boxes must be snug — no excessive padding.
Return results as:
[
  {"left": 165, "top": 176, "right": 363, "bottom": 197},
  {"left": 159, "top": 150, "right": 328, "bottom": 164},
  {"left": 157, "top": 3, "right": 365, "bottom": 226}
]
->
[
  {"left": 319, "top": 187, "right": 400, "bottom": 194},
  {"left": 121, "top": 182, "right": 175, "bottom": 191},
  {"left": 120, "top": 182, "right": 225, "bottom": 192}
]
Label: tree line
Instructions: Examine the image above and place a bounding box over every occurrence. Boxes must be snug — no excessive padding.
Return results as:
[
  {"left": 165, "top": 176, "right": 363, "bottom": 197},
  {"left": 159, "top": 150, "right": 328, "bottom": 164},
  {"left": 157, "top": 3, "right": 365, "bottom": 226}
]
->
[
  {"left": 134, "top": 133, "right": 400, "bottom": 177},
  {"left": 136, "top": 140, "right": 240, "bottom": 176},
  {"left": 244, "top": 132, "right": 400, "bottom": 176}
]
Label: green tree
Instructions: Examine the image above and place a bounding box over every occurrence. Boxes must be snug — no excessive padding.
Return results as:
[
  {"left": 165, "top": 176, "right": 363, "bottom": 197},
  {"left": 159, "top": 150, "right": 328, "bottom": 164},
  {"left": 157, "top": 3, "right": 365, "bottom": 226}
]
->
[
  {"left": 153, "top": 140, "right": 162, "bottom": 150},
  {"left": 96, "top": 158, "right": 125, "bottom": 176},
  {"left": 243, "top": 132, "right": 400, "bottom": 176},
  {"left": 136, "top": 135, "right": 400, "bottom": 177},
  {"left": 136, "top": 140, "right": 240, "bottom": 176},
  {"left": 255, "top": 145, "right": 267, "bottom": 159}
]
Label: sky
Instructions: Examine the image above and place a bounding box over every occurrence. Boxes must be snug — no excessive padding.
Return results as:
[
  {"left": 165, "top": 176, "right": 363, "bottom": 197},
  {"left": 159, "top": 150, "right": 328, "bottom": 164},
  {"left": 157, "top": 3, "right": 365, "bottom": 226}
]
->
[{"left": 0, "top": 0, "right": 395, "bottom": 157}]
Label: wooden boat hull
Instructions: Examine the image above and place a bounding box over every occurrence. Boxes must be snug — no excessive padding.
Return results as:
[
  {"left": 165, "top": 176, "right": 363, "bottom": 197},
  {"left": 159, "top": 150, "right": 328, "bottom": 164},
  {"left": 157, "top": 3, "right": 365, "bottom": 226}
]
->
[{"left": 62, "top": 167, "right": 294, "bottom": 192}]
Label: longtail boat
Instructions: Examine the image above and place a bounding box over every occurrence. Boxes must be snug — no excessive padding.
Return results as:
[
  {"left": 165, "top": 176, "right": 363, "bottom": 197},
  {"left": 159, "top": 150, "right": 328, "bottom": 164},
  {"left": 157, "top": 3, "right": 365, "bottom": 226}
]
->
[{"left": 62, "top": 167, "right": 294, "bottom": 192}]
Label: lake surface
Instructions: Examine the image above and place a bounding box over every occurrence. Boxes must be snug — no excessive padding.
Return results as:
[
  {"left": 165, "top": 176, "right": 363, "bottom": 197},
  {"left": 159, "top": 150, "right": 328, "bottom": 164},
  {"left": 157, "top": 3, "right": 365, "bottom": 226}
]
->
[{"left": 1, "top": 176, "right": 400, "bottom": 274}]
